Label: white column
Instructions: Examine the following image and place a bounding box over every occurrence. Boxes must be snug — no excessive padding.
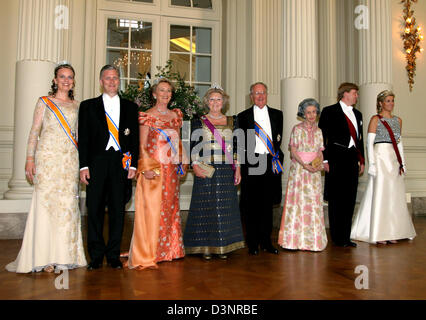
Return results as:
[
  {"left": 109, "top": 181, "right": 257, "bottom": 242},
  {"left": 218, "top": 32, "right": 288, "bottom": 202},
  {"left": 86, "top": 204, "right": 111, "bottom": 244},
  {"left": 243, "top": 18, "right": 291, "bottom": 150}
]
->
[
  {"left": 281, "top": 0, "right": 319, "bottom": 171},
  {"left": 318, "top": 0, "right": 338, "bottom": 107},
  {"left": 252, "top": 0, "right": 282, "bottom": 107},
  {"left": 224, "top": 0, "right": 253, "bottom": 114},
  {"left": 358, "top": 0, "right": 392, "bottom": 131},
  {"left": 4, "top": 0, "right": 71, "bottom": 200}
]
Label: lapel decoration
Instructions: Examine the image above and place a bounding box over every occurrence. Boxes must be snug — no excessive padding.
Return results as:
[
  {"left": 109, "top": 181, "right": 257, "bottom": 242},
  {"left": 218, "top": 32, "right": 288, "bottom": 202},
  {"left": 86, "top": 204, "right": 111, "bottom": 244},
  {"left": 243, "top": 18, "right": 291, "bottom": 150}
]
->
[{"left": 124, "top": 128, "right": 130, "bottom": 136}]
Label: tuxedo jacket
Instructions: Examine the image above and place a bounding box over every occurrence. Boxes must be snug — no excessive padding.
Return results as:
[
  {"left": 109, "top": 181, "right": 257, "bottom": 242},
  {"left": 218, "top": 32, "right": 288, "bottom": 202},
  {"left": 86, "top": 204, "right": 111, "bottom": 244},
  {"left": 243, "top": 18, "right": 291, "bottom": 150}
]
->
[
  {"left": 237, "top": 105, "right": 284, "bottom": 204},
  {"left": 78, "top": 95, "right": 139, "bottom": 171},
  {"left": 318, "top": 102, "right": 365, "bottom": 163}
]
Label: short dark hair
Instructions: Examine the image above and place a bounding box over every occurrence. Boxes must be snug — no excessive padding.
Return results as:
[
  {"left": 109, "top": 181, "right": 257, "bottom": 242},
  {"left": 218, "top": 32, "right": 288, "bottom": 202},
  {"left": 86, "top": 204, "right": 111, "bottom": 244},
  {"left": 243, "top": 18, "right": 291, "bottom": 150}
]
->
[
  {"left": 99, "top": 64, "right": 120, "bottom": 79},
  {"left": 337, "top": 82, "right": 359, "bottom": 101}
]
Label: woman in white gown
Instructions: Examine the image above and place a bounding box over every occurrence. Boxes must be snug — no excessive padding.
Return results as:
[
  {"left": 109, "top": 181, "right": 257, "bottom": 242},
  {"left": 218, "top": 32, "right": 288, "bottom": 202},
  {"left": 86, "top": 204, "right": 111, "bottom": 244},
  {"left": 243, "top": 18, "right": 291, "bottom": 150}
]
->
[
  {"left": 350, "top": 90, "right": 416, "bottom": 245},
  {"left": 6, "top": 63, "right": 87, "bottom": 273}
]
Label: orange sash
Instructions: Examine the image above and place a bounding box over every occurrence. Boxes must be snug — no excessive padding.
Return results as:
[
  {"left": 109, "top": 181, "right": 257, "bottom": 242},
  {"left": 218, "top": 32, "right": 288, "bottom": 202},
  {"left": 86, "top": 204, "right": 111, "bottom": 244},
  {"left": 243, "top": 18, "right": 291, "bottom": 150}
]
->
[{"left": 41, "top": 96, "right": 78, "bottom": 149}]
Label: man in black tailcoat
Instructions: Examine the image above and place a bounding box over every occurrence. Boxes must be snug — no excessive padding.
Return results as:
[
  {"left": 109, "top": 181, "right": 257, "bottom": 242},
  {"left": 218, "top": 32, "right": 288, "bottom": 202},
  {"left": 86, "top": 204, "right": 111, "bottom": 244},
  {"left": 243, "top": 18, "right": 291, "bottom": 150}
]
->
[
  {"left": 78, "top": 65, "right": 139, "bottom": 269},
  {"left": 237, "top": 82, "right": 283, "bottom": 255},
  {"left": 318, "top": 82, "right": 365, "bottom": 247}
]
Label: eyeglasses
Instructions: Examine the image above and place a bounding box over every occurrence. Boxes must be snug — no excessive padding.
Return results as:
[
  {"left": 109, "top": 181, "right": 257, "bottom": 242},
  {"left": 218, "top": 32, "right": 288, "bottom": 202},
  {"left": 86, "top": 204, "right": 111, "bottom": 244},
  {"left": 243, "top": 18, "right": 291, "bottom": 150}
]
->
[
  {"left": 253, "top": 91, "right": 266, "bottom": 95},
  {"left": 209, "top": 98, "right": 223, "bottom": 102}
]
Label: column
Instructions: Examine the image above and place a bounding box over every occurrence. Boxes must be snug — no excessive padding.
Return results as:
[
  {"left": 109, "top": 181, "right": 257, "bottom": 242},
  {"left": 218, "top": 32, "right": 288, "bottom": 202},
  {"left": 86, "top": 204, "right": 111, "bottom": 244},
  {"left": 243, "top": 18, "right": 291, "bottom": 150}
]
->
[
  {"left": 318, "top": 0, "right": 338, "bottom": 107},
  {"left": 358, "top": 0, "right": 392, "bottom": 131},
  {"left": 281, "top": 0, "right": 319, "bottom": 172},
  {"left": 4, "top": 0, "right": 71, "bottom": 200},
  {"left": 252, "top": 0, "right": 282, "bottom": 107}
]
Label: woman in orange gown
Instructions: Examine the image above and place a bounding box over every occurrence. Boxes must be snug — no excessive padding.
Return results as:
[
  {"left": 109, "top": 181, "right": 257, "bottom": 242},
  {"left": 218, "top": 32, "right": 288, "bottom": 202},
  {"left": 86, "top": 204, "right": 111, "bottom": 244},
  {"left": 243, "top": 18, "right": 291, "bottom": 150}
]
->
[{"left": 125, "top": 79, "right": 186, "bottom": 269}]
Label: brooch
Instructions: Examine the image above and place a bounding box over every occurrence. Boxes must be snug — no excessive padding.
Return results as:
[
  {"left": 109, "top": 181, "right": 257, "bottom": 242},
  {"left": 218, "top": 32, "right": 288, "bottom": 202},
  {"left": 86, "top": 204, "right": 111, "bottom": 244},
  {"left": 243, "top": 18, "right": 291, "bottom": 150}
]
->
[
  {"left": 124, "top": 128, "right": 130, "bottom": 136},
  {"left": 277, "top": 134, "right": 281, "bottom": 142}
]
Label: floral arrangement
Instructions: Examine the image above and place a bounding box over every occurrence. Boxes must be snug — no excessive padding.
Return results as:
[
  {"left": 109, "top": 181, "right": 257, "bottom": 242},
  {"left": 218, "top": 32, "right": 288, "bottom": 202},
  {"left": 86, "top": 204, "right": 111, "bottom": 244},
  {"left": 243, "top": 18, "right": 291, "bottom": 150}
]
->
[{"left": 120, "top": 60, "right": 207, "bottom": 120}]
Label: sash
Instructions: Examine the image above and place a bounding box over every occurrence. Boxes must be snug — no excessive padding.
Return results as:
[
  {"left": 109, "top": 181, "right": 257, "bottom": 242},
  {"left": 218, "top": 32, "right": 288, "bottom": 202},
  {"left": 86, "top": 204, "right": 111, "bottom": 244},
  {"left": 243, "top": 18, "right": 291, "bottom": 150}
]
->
[
  {"left": 154, "top": 128, "right": 184, "bottom": 175},
  {"left": 254, "top": 121, "right": 283, "bottom": 174},
  {"left": 200, "top": 116, "right": 236, "bottom": 172},
  {"left": 105, "top": 111, "right": 121, "bottom": 150},
  {"left": 40, "top": 97, "right": 78, "bottom": 150},
  {"left": 343, "top": 113, "right": 365, "bottom": 165},
  {"left": 105, "top": 110, "right": 132, "bottom": 171},
  {"left": 377, "top": 115, "right": 404, "bottom": 175}
]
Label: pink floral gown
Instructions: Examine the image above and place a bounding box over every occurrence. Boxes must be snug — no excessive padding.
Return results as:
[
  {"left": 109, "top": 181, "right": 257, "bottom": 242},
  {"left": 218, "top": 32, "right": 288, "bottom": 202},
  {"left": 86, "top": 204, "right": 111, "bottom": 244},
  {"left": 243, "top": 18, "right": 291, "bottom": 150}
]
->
[{"left": 278, "top": 122, "right": 328, "bottom": 251}]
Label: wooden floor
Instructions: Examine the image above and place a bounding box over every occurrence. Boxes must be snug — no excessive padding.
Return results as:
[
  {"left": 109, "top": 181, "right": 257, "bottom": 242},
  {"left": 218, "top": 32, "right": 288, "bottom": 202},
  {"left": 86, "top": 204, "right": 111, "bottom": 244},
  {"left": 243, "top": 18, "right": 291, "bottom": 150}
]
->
[{"left": 1, "top": 215, "right": 425, "bottom": 300}]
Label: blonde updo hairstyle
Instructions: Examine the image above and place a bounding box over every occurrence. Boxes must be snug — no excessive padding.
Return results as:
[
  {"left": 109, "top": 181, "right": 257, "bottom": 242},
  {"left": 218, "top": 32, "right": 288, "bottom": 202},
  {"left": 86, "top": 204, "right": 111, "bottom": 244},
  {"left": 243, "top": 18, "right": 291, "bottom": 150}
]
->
[
  {"left": 376, "top": 90, "right": 395, "bottom": 113},
  {"left": 203, "top": 88, "right": 230, "bottom": 113},
  {"left": 150, "top": 78, "right": 175, "bottom": 106}
]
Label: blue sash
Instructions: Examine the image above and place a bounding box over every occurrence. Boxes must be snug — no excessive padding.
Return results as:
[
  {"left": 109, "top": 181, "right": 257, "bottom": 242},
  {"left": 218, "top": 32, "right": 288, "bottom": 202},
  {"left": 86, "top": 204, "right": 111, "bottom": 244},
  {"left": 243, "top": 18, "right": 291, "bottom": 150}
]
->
[
  {"left": 254, "top": 121, "right": 283, "bottom": 174},
  {"left": 154, "top": 128, "right": 184, "bottom": 175}
]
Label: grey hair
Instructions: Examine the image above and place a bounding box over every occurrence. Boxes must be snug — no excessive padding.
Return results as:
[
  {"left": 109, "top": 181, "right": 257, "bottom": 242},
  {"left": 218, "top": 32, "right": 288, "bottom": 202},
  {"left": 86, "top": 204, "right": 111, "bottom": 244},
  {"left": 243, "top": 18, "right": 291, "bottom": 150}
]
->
[
  {"left": 99, "top": 64, "right": 120, "bottom": 79},
  {"left": 297, "top": 98, "right": 321, "bottom": 118},
  {"left": 249, "top": 82, "right": 268, "bottom": 95}
]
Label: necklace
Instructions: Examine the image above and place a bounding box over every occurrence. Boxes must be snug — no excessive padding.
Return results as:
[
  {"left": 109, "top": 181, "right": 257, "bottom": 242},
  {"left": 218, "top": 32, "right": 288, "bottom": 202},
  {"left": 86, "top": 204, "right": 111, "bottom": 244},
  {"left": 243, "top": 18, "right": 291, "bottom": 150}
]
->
[
  {"left": 156, "top": 107, "right": 169, "bottom": 115},
  {"left": 207, "top": 113, "right": 224, "bottom": 120}
]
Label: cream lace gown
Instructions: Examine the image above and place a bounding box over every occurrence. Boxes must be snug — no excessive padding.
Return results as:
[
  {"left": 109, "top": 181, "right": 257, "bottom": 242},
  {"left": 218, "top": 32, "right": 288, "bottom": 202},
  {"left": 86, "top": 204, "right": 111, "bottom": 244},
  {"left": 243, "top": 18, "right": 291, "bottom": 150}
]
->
[{"left": 6, "top": 97, "right": 87, "bottom": 273}]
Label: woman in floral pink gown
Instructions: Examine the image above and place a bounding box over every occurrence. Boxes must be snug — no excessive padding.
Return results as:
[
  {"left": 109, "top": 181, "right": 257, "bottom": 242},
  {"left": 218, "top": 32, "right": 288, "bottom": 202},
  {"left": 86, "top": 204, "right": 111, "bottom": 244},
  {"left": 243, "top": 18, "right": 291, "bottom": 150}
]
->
[{"left": 278, "top": 98, "right": 327, "bottom": 251}]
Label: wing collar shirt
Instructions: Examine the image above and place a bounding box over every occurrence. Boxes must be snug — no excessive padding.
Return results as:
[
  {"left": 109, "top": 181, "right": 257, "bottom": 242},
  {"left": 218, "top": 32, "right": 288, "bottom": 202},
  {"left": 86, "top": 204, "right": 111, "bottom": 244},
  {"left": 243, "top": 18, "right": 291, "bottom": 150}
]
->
[
  {"left": 339, "top": 100, "right": 358, "bottom": 148},
  {"left": 254, "top": 105, "right": 273, "bottom": 154},
  {"left": 103, "top": 93, "right": 121, "bottom": 151}
]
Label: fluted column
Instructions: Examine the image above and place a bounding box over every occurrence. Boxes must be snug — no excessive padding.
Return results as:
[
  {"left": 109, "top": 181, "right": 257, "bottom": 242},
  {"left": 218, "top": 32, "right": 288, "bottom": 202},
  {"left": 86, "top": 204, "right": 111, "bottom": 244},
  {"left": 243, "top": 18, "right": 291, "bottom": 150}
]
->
[
  {"left": 358, "top": 0, "right": 392, "bottom": 132},
  {"left": 281, "top": 0, "right": 318, "bottom": 174},
  {"left": 319, "top": 0, "right": 338, "bottom": 107},
  {"left": 4, "top": 0, "right": 71, "bottom": 199},
  {"left": 252, "top": 0, "right": 282, "bottom": 106}
]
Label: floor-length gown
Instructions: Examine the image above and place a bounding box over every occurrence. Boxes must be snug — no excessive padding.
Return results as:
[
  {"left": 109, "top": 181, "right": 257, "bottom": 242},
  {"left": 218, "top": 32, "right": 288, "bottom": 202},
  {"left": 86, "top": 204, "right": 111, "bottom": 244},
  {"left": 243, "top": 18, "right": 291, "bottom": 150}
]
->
[
  {"left": 278, "top": 121, "right": 328, "bottom": 251},
  {"left": 351, "top": 116, "right": 416, "bottom": 243},
  {"left": 6, "top": 97, "right": 87, "bottom": 273},
  {"left": 127, "top": 109, "right": 185, "bottom": 269},
  {"left": 183, "top": 116, "right": 245, "bottom": 255}
]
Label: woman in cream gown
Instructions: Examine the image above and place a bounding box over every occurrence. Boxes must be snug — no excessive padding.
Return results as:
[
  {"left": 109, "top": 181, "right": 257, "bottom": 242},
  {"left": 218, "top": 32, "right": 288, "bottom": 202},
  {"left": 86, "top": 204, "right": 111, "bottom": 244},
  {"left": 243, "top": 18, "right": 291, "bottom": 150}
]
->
[
  {"left": 6, "top": 63, "right": 87, "bottom": 273},
  {"left": 351, "top": 90, "right": 416, "bottom": 244}
]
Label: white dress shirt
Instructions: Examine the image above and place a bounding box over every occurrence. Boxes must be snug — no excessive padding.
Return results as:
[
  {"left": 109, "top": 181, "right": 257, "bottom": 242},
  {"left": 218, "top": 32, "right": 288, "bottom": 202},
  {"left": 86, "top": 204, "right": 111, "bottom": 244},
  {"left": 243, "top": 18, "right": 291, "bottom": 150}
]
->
[
  {"left": 340, "top": 100, "right": 358, "bottom": 148},
  {"left": 103, "top": 93, "right": 121, "bottom": 151},
  {"left": 254, "top": 105, "right": 273, "bottom": 154}
]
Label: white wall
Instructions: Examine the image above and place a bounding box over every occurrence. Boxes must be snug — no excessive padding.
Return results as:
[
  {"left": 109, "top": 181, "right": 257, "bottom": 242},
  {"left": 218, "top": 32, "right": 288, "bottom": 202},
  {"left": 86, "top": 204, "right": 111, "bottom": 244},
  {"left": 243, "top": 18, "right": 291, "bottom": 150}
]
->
[
  {"left": 391, "top": 0, "right": 426, "bottom": 197},
  {"left": 0, "top": 0, "right": 19, "bottom": 197}
]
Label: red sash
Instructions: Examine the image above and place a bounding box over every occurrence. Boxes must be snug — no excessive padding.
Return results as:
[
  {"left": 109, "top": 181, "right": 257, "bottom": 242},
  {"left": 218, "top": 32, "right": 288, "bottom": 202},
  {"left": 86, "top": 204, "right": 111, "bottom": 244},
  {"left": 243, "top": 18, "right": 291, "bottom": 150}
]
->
[
  {"left": 343, "top": 114, "right": 364, "bottom": 165},
  {"left": 377, "top": 115, "right": 404, "bottom": 175}
]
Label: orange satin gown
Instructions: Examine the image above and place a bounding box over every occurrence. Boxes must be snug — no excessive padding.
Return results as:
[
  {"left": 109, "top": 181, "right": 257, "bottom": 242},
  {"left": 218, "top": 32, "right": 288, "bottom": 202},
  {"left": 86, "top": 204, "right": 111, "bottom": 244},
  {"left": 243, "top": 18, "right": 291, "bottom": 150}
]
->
[{"left": 127, "top": 109, "right": 185, "bottom": 269}]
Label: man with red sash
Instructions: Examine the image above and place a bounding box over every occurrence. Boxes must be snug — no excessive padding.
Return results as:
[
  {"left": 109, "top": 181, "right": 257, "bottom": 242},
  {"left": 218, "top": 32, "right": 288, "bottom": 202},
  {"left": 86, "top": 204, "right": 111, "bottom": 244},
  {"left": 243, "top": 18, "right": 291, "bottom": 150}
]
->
[
  {"left": 238, "top": 82, "right": 284, "bottom": 255},
  {"left": 319, "top": 83, "right": 365, "bottom": 247},
  {"left": 78, "top": 65, "right": 139, "bottom": 269}
]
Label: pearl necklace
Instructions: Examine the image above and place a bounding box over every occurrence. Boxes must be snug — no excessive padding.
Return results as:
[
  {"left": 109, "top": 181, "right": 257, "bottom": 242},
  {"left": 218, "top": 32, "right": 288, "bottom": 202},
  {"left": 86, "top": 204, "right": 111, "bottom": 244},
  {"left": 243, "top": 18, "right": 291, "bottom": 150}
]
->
[
  {"left": 156, "top": 107, "right": 169, "bottom": 115},
  {"left": 207, "top": 113, "right": 224, "bottom": 120}
]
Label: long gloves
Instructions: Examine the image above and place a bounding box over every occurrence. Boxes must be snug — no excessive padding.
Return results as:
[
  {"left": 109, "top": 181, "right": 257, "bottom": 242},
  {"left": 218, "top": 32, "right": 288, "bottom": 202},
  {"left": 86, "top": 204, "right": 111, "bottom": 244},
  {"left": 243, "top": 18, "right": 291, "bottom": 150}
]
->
[
  {"left": 397, "top": 137, "right": 407, "bottom": 174},
  {"left": 367, "top": 133, "right": 376, "bottom": 177}
]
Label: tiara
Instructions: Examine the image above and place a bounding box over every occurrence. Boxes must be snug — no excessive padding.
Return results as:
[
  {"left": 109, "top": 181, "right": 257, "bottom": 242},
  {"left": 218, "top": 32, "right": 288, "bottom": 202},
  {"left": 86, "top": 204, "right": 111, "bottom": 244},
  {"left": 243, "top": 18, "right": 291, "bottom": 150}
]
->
[
  {"left": 211, "top": 82, "right": 223, "bottom": 90},
  {"left": 377, "top": 90, "right": 393, "bottom": 98},
  {"left": 57, "top": 60, "right": 71, "bottom": 66},
  {"left": 152, "top": 76, "right": 166, "bottom": 85}
]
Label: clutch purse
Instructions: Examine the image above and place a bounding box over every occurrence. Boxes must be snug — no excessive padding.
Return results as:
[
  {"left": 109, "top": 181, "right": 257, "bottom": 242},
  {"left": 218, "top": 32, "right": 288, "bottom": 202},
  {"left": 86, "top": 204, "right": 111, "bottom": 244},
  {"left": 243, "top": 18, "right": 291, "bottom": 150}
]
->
[
  {"left": 198, "top": 162, "right": 215, "bottom": 178},
  {"left": 310, "top": 157, "right": 322, "bottom": 169}
]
